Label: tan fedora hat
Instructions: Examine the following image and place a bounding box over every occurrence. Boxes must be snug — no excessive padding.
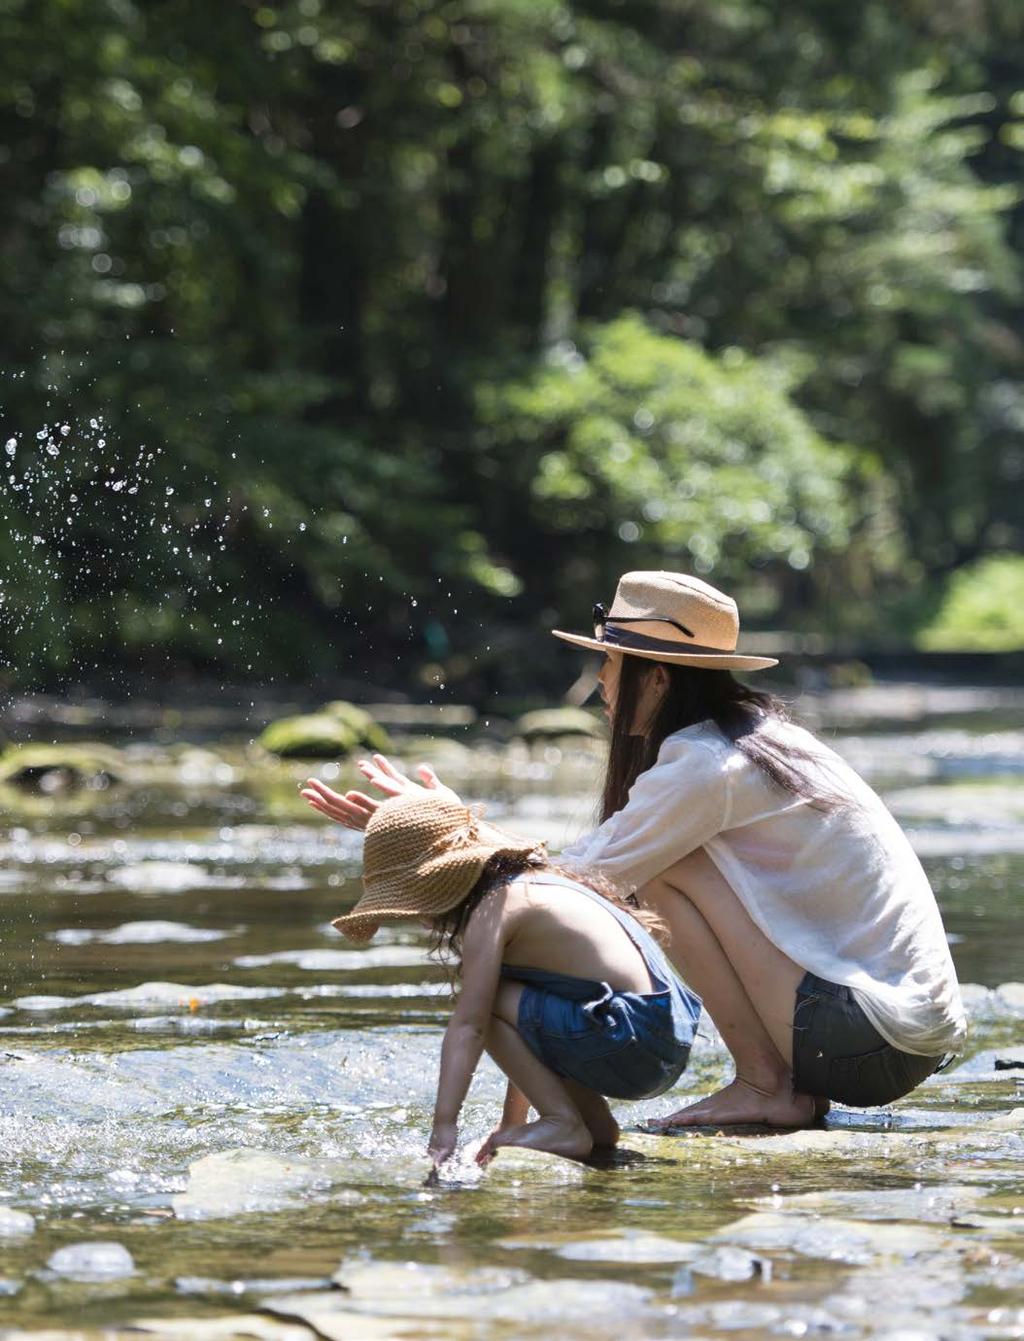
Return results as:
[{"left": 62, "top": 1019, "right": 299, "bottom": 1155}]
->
[
  {"left": 332, "top": 793, "right": 542, "bottom": 944},
  {"left": 552, "top": 570, "right": 777, "bottom": 671}
]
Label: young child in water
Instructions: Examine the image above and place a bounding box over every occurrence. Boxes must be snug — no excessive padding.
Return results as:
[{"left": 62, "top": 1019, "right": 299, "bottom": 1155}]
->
[{"left": 332, "top": 792, "right": 701, "bottom": 1166}]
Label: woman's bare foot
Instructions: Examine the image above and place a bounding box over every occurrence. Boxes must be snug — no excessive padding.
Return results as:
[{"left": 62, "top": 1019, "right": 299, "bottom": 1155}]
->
[
  {"left": 476, "top": 1116, "right": 593, "bottom": 1164},
  {"left": 647, "top": 1076, "right": 823, "bottom": 1130}
]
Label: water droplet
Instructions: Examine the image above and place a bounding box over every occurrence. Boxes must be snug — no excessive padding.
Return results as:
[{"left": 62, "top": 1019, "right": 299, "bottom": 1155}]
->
[{"left": 5, "top": 439, "right": 16, "bottom": 459}]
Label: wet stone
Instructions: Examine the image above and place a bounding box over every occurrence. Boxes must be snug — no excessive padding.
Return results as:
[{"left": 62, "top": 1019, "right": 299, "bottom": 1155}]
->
[
  {"left": 712, "top": 1211, "right": 945, "bottom": 1265},
  {"left": 46, "top": 1241, "right": 135, "bottom": 1280},
  {"left": 131, "top": 1316, "right": 318, "bottom": 1340},
  {"left": 690, "top": 1243, "right": 771, "bottom": 1282},
  {"left": 756, "top": 1184, "right": 992, "bottom": 1224},
  {"left": 505, "top": 1230, "right": 699, "bottom": 1263},
  {"left": 0, "top": 1207, "right": 35, "bottom": 1236},
  {"left": 269, "top": 1261, "right": 655, "bottom": 1334},
  {"left": 175, "top": 1275, "right": 333, "bottom": 1297},
  {"left": 172, "top": 1149, "right": 357, "bottom": 1219}
]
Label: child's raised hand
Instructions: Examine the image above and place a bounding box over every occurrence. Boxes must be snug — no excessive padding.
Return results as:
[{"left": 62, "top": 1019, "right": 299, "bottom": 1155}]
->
[
  {"left": 300, "top": 755, "right": 463, "bottom": 831},
  {"left": 358, "top": 754, "right": 462, "bottom": 806},
  {"left": 299, "top": 778, "right": 380, "bottom": 831}
]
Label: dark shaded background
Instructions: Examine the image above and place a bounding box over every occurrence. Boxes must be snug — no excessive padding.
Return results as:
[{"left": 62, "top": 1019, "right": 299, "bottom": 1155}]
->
[{"left": 2, "top": 0, "right": 1023, "bottom": 701}]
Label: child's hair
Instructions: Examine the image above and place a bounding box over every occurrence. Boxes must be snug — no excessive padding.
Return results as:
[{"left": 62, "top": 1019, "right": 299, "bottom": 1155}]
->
[{"left": 426, "top": 850, "right": 667, "bottom": 969}]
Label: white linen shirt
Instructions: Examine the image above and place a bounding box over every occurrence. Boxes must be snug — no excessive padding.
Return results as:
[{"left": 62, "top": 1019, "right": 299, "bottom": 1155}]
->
[{"left": 559, "top": 719, "right": 967, "bottom": 1056}]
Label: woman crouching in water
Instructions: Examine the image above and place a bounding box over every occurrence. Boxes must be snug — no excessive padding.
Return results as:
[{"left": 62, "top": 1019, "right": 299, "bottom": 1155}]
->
[
  {"left": 306, "top": 570, "right": 966, "bottom": 1131},
  {"left": 332, "top": 793, "right": 701, "bottom": 1165}
]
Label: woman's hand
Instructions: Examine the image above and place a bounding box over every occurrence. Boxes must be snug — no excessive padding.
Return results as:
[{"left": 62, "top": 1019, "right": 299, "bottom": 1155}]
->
[
  {"left": 300, "top": 754, "right": 462, "bottom": 831},
  {"left": 427, "top": 1120, "right": 458, "bottom": 1167}
]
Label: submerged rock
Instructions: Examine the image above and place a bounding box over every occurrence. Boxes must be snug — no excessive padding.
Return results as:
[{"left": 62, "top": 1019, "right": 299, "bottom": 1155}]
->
[
  {"left": 555, "top": 1233, "right": 696, "bottom": 1264},
  {"left": 173, "top": 1149, "right": 353, "bottom": 1220},
  {"left": 690, "top": 1243, "right": 770, "bottom": 1282},
  {"left": 0, "top": 1207, "right": 34, "bottom": 1237},
  {"left": 712, "top": 1210, "right": 944, "bottom": 1264},
  {"left": 515, "top": 707, "right": 605, "bottom": 741},
  {"left": 132, "top": 1315, "right": 317, "bottom": 1340},
  {"left": 321, "top": 701, "right": 393, "bottom": 754},
  {"left": 0, "top": 742, "right": 122, "bottom": 793},
  {"left": 258, "top": 713, "right": 361, "bottom": 760},
  {"left": 46, "top": 1240, "right": 135, "bottom": 1280},
  {"left": 264, "top": 1260, "right": 654, "bottom": 1334},
  {"left": 258, "top": 703, "right": 391, "bottom": 760}
]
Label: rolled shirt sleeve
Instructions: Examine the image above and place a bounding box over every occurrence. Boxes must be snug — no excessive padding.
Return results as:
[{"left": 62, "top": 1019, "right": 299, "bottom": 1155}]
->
[{"left": 558, "top": 733, "right": 731, "bottom": 891}]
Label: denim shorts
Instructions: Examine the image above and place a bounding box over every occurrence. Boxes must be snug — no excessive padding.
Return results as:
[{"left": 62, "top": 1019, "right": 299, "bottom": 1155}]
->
[
  {"left": 792, "top": 972, "right": 944, "bottom": 1107},
  {"left": 508, "top": 967, "right": 700, "bottom": 1101}
]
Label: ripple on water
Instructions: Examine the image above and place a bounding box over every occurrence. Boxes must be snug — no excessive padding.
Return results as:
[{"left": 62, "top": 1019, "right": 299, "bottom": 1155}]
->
[
  {"left": 48, "top": 921, "right": 242, "bottom": 945},
  {"left": 233, "top": 947, "right": 427, "bottom": 971},
  {"left": 12, "top": 982, "right": 289, "bottom": 1012}
]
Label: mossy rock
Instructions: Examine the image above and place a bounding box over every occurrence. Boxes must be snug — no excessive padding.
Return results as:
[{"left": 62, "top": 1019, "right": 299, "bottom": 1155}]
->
[
  {"left": 0, "top": 742, "right": 123, "bottom": 792},
  {"left": 321, "top": 701, "right": 393, "bottom": 753},
  {"left": 257, "top": 714, "right": 360, "bottom": 760},
  {"left": 515, "top": 708, "right": 606, "bottom": 741}
]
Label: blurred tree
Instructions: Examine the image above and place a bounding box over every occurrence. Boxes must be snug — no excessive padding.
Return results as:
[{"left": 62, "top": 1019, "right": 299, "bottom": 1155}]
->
[{"left": 0, "top": 0, "right": 1021, "bottom": 692}]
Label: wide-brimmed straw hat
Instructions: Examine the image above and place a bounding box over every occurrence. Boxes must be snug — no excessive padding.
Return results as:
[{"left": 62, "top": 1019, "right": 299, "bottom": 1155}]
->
[
  {"left": 332, "top": 793, "right": 542, "bottom": 944},
  {"left": 552, "top": 570, "right": 777, "bottom": 671}
]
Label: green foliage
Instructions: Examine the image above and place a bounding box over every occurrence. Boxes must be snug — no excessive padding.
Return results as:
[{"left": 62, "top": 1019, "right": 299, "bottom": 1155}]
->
[
  {"left": 917, "top": 555, "right": 1024, "bottom": 652},
  {"left": 482, "top": 315, "right": 853, "bottom": 581},
  {"left": 1, "top": 0, "right": 1023, "bottom": 690}
]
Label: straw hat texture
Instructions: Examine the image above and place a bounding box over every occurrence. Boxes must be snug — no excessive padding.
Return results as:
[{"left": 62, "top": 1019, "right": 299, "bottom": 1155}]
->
[
  {"left": 553, "top": 570, "right": 777, "bottom": 670},
  {"left": 332, "top": 793, "right": 542, "bottom": 944}
]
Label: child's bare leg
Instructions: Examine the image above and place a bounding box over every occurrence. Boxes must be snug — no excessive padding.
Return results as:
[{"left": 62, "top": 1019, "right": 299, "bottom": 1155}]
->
[
  {"left": 478, "top": 982, "right": 592, "bottom": 1162},
  {"left": 563, "top": 1079, "right": 620, "bottom": 1147}
]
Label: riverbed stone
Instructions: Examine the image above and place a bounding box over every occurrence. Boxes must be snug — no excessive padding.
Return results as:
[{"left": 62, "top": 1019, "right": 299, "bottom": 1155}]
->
[
  {"left": 501, "top": 1229, "right": 699, "bottom": 1263},
  {"left": 985, "top": 1107, "right": 1024, "bottom": 1129},
  {"left": 514, "top": 707, "right": 605, "bottom": 740},
  {"left": 321, "top": 701, "right": 392, "bottom": 753},
  {"left": 993, "top": 982, "right": 1024, "bottom": 1013},
  {"left": 267, "top": 1261, "right": 655, "bottom": 1335},
  {"left": 131, "top": 1316, "right": 317, "bottom": 1340},
  {"left": 257, "top": 714, "right": 360, "bottom": 760},
  {"left": 173, "top": 1149, "right": 354, "bottom": 1219},
  {"left": 46, "top": 1241, "right": 135, "bottom": 1280},
  {"left": 0, "top": 742, "right": 122, "bottom": 792},
  {"left": 712, "top": 1210, "right": 946, "bottom": 1263},
  {"left": 0, "top": 1207, "right": 35, "bottom": 1236},
  {"left": 754, "top": 1184, "right": 991, "bottom": 1223},
  {"left": 690, "top": 1243, "right": 770, "bottom": 1281}
]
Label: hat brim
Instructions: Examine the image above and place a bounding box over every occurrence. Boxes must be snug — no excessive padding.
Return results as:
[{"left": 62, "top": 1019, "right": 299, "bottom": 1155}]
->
[
  {"left": 331, "top": 829, "right": 542, "bottom": 945},
  {"left": 551, "top": 629, "right": 778, "bottom": 671}
]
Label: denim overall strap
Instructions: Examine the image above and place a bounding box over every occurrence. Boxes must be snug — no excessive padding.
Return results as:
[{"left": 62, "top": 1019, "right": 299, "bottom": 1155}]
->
[{"left": 526, "top": 874, "right": 675, "bottom": 992}]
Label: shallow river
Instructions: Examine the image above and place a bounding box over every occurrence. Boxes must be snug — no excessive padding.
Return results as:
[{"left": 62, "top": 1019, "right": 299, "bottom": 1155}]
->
[{"left": 0, "top": 684, "right": 1022, "bottom": 1340}]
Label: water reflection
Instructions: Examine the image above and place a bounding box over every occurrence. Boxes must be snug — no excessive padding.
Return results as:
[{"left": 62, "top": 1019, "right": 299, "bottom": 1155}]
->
[{"left": 0, "top": 684, "right": 1022, "bottom": 1336}]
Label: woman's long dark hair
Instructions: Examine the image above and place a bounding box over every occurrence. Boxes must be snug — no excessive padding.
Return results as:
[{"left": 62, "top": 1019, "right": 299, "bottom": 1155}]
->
[
  {"left": 428, "top": 851, "right": 667, "bottom": 971},
  {"left": 601, "top": 659, "right": 848, "bottom": 822}
]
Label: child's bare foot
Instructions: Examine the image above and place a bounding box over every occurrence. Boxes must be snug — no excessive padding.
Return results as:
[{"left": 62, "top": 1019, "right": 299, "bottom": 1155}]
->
[
  {"left": 476, "top": 1116, "right": 593, "bottom": 1164},
  {"left": 647, "top": 1077, "right": 823, "bottom": 1130}
]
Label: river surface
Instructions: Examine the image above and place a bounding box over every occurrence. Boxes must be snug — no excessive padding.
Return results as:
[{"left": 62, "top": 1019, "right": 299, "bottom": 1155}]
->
[{"left": 0, "top": 683, "right": 1022, "bottom": 1340}]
